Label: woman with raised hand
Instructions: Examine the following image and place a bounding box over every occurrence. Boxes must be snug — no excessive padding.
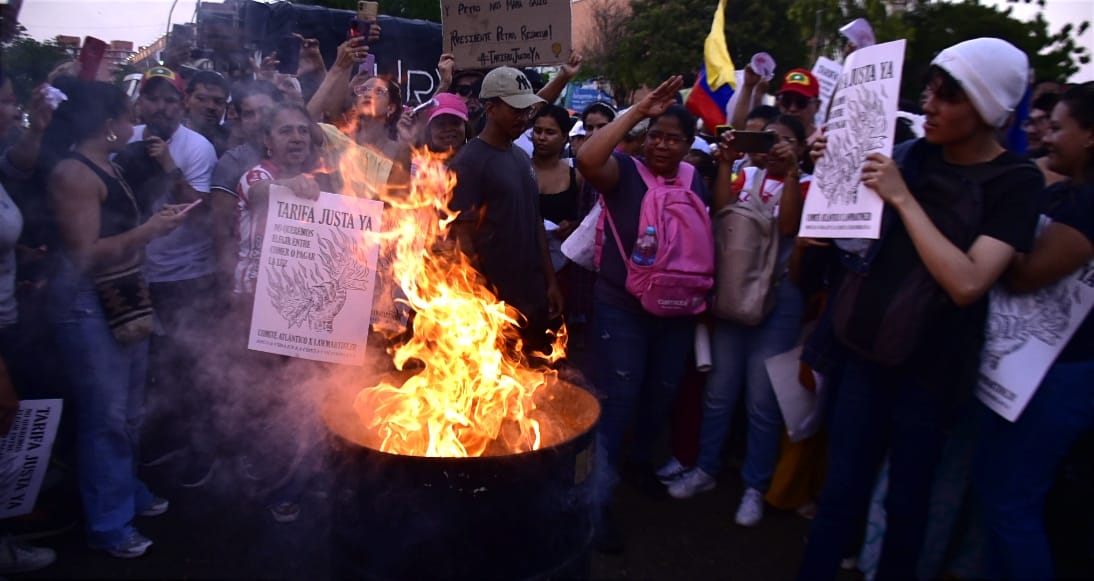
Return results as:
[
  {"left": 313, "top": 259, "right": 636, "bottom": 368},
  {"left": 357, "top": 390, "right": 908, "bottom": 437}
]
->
[
  {"left": 973, "top": 81, "right": 1094, "bottom": 581},
  {"left": 45, "top": 79, "right": 189, "bottom": 559},
  {"left": 797, "top": 38, "right": 1043, "bottom": 580}
]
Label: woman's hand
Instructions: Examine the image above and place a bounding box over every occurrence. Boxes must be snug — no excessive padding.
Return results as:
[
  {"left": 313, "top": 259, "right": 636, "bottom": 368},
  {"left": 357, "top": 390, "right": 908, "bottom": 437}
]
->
[
  {"left": 143, "top": 206, "right": 189, "bottom": 239},
  {"left": 635, "top": 76, "right": 684, "bottom": 118},
  {"left": 334, "top": 37, "right": 369, "bottom": 72},
  {"left": 437, "top": 53, "right": 456, "bottom": 90},
  {"left": 770, "top": 140, "right": 799, "bottom": 169},
  {"left": 396, "top": 110, "right": 418, "bottom": 145},
  {"left": 713, "top": 131, "right": 739, "bottom": 164},
  {"left": 809, "top": 128, "right": 828, "bottom": 166},
  {"left": 742, "top": 65, "right": 762, "bottom": 89},
  {"left": 555, "top": 219, "right": 578, "bottom": 241},
  {"left": 28, "top": 85, "right": 54, "bottom": 133},
  {"left": 861, "top": 153, "right": 911, "bottom": 207},
  {"left": 258, "top": 55, "right": 279, "bottom": 82},
  {"left": 559, "top": 53, "right": 583, "bottom": 81},
  {"left": 285, "top": 174, "right": 321, "bottom": 201},
  {"left": 298, "top": 36, "right": 325, "bottom": 76}
]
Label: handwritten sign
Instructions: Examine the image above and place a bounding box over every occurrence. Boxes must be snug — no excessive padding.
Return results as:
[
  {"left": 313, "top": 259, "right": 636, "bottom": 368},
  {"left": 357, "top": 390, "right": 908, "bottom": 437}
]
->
[
  {"left": 799, "top": 39, "right": 905, "bottom": 239},
  {"left": 977, "top": 218, "right": 1094, "bottom": 422},
  {"left": 0, "top": 400, "right": 62, "bottom": 519},
  {"left": 812, "top": 56, "right": 843, "bottom": 126},
  {"left": 249, "top": 186, "right": 384, "bottom": 366},
  {"left": 441, "top": 0, "right": 571, "bottom": 68}
]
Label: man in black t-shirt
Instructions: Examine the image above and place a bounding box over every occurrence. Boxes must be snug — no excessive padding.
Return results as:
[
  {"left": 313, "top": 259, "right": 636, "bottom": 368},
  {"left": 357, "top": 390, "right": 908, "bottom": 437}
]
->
[{"left": 449, "top": 67, "right": 563, "bottom": 352}]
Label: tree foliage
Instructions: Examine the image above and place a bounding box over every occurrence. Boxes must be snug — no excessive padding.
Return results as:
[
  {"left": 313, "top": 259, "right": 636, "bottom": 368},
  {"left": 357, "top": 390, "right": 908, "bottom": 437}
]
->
[
  {"left": 1, "top": 25, "right": 69, "bottom": 102},
  {"left": 292, "top": 0, "right": 441, "bottom": 21}
]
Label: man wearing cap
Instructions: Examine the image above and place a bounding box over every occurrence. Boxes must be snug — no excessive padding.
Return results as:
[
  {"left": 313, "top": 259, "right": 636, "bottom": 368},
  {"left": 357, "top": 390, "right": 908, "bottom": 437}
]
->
[
  {"left": 731, "top": 67, "right": 821, "bottom": 141},
  {"left": 127, "top": 66, "right": 219, "bottom": 470},
  {"left": 449, "top": 67, "right": 563, "bottom": 353}
]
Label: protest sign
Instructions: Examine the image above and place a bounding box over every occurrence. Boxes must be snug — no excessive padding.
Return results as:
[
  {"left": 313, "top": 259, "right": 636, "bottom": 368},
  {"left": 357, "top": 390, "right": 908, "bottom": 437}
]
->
[
  {"left": 440, "top": 0, "right": 571, "bottom": 68},
  {"left": 799, "top": 39, "right": 905, "bottom": 239},
  {"left": 812, "top": 56, "right": 842, "bottom": 126},
  {"left": 0, "top": 400, "right": 62, "bottom": 519},
  {"left": 249, "top": 186, "right": 384, "bottom": 365},
  {"left": 977, "top": 218, "right": 1094, "bottom": 422}
]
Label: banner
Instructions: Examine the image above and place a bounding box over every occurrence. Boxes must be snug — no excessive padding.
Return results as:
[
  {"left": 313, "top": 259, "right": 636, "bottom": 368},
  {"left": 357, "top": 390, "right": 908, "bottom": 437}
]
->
[
  {"left": 441, "top": 0, "right": 571, "bottom": 68},
  {"left": 812, "top": 56, "right": 843, "bottom": 126},
  {"left": 799, "top": 39, "right": 905, "bottom": 239},
  {"left": 0, "top": 399, "right": 62, "bottom": 519},
  {"left": 977, "top": 218, "right": 1094, "bottom": 422},
  {"left": 249, "top": 186, "right": 384, "bottom": 365}
]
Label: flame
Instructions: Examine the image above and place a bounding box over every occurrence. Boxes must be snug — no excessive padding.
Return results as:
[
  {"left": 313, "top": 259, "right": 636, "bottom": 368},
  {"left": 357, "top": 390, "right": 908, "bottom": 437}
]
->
[{"left": 345, "top": 145, "right": 566, "bottom": 458}]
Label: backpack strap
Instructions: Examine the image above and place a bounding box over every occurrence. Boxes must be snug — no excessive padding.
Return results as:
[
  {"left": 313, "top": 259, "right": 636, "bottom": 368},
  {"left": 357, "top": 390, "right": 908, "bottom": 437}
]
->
[
  {"left": 601, "top": 197, "right": 629, "bottom": 266},
  {"left": 631, "top": 156, "right": 697, "bottom": 192}
]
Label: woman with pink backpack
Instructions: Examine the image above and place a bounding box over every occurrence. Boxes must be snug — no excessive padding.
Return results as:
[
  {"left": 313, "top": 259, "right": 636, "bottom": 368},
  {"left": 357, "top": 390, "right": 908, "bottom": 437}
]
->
[{"left": 576, "top": 76, "right": 714, "bottom": 553}]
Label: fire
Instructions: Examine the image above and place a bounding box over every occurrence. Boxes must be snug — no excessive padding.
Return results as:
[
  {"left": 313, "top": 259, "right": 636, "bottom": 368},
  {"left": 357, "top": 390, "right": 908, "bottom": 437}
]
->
[{"left": 346, "top": 146, "right": 566, "bottom": 458}]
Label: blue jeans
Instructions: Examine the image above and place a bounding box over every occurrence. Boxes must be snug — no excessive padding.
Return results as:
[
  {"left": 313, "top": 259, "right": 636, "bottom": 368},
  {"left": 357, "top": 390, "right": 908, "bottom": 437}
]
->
[
  {"left": 590, "top": 301, "right": 694, "bottom": 507},
  {"left": 973, "top": 359, "right": 1094, "bottom": 580},
  {"left": 798, "top": 354, "right": 951, "bottom": 581},
  {"left": 696, "top": 282, "right": 802, "bottom": 489},
  {"left": 48, "top": 261, "right": 153, "bottom": 546}
]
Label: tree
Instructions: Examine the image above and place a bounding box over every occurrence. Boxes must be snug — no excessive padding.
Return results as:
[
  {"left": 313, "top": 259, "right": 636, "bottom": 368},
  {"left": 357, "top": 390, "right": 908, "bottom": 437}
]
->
[
  {"left": 293, "top": 0, "right": 441, "bottom": 21},
  {"left": 585, "top": 0, "right": 810, "bottom": 104},
  {"left": 1, "top": 25, "right": 69, "bottom": 102}
]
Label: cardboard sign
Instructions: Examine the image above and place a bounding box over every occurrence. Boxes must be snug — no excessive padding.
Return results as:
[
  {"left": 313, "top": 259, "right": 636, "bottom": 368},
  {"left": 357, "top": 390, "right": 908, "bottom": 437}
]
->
[
  {"left": 441, "top": 0, "right": 571, "bottom": 68},
  {"left": 249, "top": 186, "right": 384, "bottom": 365},
  {"left": 799, "top": 40, "right": 905, "bottom": 239}
]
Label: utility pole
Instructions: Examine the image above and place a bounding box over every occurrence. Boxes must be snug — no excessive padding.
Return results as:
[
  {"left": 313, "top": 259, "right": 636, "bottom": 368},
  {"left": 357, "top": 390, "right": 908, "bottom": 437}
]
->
[{"left": 811, "top": 8, "right": 824, "bottom": 63}]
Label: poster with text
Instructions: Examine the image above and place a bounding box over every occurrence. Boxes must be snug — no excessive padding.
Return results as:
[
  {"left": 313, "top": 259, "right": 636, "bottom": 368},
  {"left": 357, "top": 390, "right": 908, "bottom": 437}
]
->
[
  {"left": 0, "top": 399, "right": 62, "bottom": 519},
  {"left": 977, "top": 225, "right": 1094, "bottom": 421},
  {"left": 812, "top": 56, "right": 843, "bottom": 126},
  {"left": 249, "top": 186, "right": 384, "bottom": 366},
  {"left": 799, "top": 39, "right": 905, "bottom": 239},
  {"left": 441, "top": 0, "right": 571, "bottom": 68}
]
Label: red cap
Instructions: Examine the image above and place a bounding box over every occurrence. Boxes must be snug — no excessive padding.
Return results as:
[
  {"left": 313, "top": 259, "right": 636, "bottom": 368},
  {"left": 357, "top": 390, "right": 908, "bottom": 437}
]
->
[
  {"left": 778, "top": 68, "right": 820, "bottom": 99},
  {"left": 140, "top": 66, "right": 185, "bottom": 95}
]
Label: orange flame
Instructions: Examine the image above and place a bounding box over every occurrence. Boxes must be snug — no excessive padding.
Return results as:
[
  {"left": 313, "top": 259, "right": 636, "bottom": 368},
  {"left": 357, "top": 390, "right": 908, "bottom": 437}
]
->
[{"left": 348, "top": 146, "right": 566, "bottom": 458}]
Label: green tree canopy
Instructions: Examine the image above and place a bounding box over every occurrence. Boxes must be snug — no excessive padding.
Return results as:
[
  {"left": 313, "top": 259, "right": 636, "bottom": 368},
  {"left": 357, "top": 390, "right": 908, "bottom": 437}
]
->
[{"left": 1, "top": 25, "right": 69, "bottom": 102}]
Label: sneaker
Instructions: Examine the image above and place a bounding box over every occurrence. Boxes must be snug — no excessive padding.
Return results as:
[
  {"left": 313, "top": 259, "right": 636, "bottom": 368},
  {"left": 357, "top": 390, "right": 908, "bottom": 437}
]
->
[
  {"left": 0, "top": 537, "right": 56, "bottom": 573},
  {"left": 735, "top": 488, "right": 765, "bottom": 526},
  {"left": 91, "top": 531, "right": 153, "bottom": 559},
  {"left": 138, "top": 497, "right": 169, "bottom": 517},
  {"left": 269, "top": 501, "right": 301, "bottom": 523},
  {"left": 667, "top": 468, "right": 716, "bottom": 499},
  {"left": 655, "top": 457, "right": 689, "bottom": 484}
]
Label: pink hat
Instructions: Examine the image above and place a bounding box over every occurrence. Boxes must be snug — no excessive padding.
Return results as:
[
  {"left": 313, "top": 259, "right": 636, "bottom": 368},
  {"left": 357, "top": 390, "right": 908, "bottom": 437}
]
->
[{"left": 428, "top": 92, "right": 469, "bottom": 123}]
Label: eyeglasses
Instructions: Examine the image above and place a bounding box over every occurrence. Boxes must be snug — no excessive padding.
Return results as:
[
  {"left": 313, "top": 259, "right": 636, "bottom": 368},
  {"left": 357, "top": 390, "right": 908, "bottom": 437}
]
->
[
  {"left": 354, "top": 85, "right": 389, "bottom": 97},
  {"left": 778, "top": 93, "right": 812, "bottom": 111},
  {"left": 454, "top": 83, "right": 481, "bottom": 98},
  {"left": 646, "top": 131, "right": 687, "bottom": 147}
]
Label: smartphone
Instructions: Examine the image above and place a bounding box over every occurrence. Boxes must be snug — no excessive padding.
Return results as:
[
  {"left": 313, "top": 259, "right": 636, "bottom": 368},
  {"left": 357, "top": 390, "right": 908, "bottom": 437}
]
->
[
  {"left": 276, "top": 35, "right": 302, "bottom": 75},
  {"left": 715, "top": 124, "right": 732, "bottom": 137},
  {"left": 732, "top": 130, "right": 777, "bottom": 154},
  {"left": 79, "top": 36, "right": 107, "bottom": 81}
]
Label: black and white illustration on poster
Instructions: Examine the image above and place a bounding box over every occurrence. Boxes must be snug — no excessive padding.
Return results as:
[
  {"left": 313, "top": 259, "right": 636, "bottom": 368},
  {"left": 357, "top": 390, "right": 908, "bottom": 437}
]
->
[
  {"left": 977, "top": 218, "right": 1094, "bottom": 422},
  {"left": 0, "top": 399, "right": 62, "bottom": 518},
  {"left": 799, "top": 39, "right": 905, "bottom": 239},
  {"left": 249, "top": 186, "right": 384, "bottom": 366}
]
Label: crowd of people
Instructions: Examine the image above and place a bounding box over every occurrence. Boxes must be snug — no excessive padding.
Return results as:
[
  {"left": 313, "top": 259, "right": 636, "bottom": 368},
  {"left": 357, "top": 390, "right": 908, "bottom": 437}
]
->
[{"left": 0, "top": 11, "right": 1091, "bottom": 580}]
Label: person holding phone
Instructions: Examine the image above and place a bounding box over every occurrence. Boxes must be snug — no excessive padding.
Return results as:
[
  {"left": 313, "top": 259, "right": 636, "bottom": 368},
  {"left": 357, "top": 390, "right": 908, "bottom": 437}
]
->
[
  {"left": 43, "top": 79, "right": 189, "bottom": 559},
  {"left": 666, "top": 116, "right": 809, "bottom": 528}
]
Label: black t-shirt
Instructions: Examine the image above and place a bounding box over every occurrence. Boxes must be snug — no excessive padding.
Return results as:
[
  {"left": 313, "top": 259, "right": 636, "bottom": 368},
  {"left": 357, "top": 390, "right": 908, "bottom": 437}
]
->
[
  {"left": 1042, "top": 181, "right": 1094, "bottom": 362},
  {"left": 903, "top": 144, "right": 1042, "bottom": 375},
  {"left": 596, "top": 153, "right": 710, "bottom": 313},
  {"left": 449, "top": 138, "right": 548, "bottom": 326}
]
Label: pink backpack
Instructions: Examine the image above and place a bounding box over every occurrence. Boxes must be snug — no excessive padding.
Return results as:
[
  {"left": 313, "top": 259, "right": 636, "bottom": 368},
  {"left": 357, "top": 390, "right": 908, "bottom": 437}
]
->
[{"left": 597, "top": 158, "right": 715, "bottom": 317}]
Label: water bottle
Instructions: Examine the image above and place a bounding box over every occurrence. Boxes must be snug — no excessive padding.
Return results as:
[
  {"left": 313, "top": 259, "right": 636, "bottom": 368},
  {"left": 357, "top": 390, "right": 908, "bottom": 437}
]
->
[{"left": 631, "top": 226, "right": 658, "bottom": 266}]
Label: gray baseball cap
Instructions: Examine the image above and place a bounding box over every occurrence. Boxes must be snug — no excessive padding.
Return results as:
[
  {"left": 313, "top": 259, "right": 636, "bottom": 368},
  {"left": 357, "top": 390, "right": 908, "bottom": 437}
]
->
[{"left": 479, "top": 67, "right": 546, "bottom": 109}]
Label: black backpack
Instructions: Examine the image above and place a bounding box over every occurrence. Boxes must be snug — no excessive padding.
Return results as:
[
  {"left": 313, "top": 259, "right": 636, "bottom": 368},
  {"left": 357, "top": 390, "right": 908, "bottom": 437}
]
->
[{"left": 829, "top": 139, "right": 1033, "bottom": 367}]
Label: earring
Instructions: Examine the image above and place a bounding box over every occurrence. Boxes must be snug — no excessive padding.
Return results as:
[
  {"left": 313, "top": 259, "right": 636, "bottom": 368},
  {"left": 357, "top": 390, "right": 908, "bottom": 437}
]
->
[{"left": 106, "top": 130, "right": 118, "bottom": 143}]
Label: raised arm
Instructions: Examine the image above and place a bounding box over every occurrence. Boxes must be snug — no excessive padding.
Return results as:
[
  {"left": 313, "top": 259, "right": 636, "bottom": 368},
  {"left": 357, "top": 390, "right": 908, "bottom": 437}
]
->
[
  {"left": 537, "top": 54, "right": 582, "bottom": 106},
  {"left": 576, "top": 75, "right": 683, "bottom": 194},
  {"left": 730, "top": 66, "right": 762, "bottom": 131},
  {"left": 307, "top": 37, "right": 368, "bottom": 123}
]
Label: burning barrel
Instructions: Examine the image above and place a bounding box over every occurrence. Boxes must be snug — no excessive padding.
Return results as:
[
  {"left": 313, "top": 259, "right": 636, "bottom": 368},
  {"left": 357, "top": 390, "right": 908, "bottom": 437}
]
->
[{"left": 324, "top": 376, "right": 600, "bottom": 580}]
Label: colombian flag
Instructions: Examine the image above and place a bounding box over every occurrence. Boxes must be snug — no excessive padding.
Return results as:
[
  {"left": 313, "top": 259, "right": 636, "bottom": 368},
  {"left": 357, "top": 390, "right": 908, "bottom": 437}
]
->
[{"left": 685, "top": 0, "right": 736, "bottom": 130}]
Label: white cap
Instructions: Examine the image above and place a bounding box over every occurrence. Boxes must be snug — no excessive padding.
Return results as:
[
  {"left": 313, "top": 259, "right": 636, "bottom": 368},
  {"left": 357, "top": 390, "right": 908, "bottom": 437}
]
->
[
  {"left": 931, "top": 38, "right": 1030, "bottom": 128},
  {"left": 569, "top": 120, "right": 586, "bottom": 138}
]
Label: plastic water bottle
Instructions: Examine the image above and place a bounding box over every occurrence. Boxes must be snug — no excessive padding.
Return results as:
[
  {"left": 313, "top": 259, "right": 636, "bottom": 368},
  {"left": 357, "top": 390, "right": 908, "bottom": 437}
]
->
[{"left": 631, "top": 226, "right": 658, "bottom": 266}]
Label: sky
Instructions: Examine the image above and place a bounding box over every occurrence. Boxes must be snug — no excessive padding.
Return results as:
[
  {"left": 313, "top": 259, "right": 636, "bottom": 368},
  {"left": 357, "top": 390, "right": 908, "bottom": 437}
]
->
[{"left": 15, "top": 0, "right": 1094, "bottom": 81}]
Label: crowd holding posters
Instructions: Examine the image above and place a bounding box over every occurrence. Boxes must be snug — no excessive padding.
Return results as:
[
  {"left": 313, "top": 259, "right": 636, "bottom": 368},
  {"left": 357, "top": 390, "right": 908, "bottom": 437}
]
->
[
  {"left": 248, "top": 186, "right": 384, "bottom": 366},
  {"left": 440, "top": 0, "right": 572, "bottom": 68},
  {"left": 799, "top": 40, "right": 906, "bottom": 239}
]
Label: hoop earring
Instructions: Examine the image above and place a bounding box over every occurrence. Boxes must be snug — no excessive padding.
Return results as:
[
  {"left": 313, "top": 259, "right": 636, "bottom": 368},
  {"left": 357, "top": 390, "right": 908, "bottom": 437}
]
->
[{"left": 106, "top": 130, "right": 118, "bottom": 143}]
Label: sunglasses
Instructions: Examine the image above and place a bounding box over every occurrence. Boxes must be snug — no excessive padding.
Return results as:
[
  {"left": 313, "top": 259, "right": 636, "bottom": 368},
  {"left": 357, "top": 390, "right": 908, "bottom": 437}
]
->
[
  {"left": 778, "top": 92, "right": 813, "bottom": 111},
  {"left": 454, "top": 83, "right": 481, "bottom": 98}
]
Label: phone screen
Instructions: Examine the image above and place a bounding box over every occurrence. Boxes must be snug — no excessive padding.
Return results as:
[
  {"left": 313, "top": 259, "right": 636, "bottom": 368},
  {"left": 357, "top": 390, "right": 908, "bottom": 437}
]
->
[
  {"left": 276, "top": 36, "right": 302, "bottom": 75},
  {"left": 733, "top": 131, "right": 777, "bottom": 154}
]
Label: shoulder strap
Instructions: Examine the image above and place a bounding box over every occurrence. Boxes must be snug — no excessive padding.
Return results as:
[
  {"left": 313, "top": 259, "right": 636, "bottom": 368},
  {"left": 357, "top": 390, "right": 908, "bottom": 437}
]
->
[
  {"left": 631, "top": 156, "right": 697, "bottom": 190},
  {"left": 600, "top": 197, "right": 629, "bottom": 264}
]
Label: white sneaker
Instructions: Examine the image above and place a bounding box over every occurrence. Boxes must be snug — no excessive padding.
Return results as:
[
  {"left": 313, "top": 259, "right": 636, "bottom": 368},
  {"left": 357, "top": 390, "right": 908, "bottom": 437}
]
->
[
  {"left": 735, "top": 488, "right": 765, "bottom": 526},
  {"left": 666, "top": 467, "right": 716, "bottom": 499},
  {"left": 0, "top": 537, "right": 56, "bottom": 573},
  {"left": 655, "top": 457, "right": 689, "bottom": 484}
]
